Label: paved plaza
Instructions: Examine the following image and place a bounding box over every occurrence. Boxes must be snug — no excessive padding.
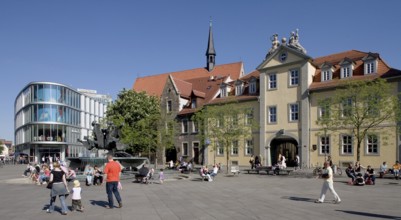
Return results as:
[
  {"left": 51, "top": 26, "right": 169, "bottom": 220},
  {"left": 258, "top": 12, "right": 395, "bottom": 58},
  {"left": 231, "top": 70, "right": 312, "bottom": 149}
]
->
[{"left": 0, "top": 164, "right": 400, "bottom": 220}]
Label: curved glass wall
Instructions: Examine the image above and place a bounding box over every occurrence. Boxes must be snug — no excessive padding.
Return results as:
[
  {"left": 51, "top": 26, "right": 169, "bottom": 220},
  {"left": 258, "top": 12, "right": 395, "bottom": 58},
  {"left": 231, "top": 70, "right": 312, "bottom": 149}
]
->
[{"left": 15, "top": 82, "right": 111, "bottom": 162}]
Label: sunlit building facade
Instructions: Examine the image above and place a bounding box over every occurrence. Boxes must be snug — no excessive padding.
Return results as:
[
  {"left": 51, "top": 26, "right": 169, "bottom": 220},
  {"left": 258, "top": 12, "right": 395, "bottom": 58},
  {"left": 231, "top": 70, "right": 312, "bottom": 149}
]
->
[{"left": 14, "top": 82, "right": 112, "bottom": 163}]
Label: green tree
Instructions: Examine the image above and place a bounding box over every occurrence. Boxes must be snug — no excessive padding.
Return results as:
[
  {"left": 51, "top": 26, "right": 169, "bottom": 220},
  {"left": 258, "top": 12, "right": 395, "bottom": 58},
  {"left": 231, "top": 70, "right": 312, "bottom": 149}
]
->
[
  {"left": 106, "top": 89, "right": 160, "bottom": 156},
  {"left": 316, "top": 78, "right": 401, "bottom": 161},
  {"left": 0, "top": 140, "right": 4, "bottom": 155},
  {"left": 193, "top": 99, "right": 258, "bottom": 173}
]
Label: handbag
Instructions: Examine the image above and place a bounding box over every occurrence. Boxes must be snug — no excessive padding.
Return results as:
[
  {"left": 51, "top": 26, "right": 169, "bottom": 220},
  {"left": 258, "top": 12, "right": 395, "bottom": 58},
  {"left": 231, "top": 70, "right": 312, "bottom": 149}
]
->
[
  {"left": 321, "top": 173, "right": 329, "bottom": 178},
  {"left": 46, "top": 181, "right": 53, "bottom": 189}
]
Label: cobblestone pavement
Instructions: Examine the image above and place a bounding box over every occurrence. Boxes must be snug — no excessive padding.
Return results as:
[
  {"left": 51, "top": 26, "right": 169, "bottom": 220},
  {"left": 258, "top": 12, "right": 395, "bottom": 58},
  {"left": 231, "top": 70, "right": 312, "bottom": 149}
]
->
[{"left": 0, "top": 164, "right": 400, "bottom": 220}]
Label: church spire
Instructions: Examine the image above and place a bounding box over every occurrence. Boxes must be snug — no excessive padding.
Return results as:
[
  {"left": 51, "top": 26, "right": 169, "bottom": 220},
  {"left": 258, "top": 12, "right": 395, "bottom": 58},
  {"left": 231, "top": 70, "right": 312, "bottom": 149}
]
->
[{"left": 206, "top": 19, "right": 216, "bottom": 72}]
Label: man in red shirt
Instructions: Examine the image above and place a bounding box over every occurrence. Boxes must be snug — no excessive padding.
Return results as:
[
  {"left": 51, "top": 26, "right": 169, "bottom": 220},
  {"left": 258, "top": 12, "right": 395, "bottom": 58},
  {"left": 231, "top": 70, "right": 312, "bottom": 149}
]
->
[{"left": 104, "top": 154, "right": 122, "bottom": 209}]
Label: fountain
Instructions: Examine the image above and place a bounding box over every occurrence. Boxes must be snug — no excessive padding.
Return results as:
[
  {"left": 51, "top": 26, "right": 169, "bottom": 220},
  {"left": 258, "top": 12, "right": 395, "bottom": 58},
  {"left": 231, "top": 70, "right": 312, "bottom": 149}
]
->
[{"left": 67, "top": 121, "right": 149, "bottom": 171}]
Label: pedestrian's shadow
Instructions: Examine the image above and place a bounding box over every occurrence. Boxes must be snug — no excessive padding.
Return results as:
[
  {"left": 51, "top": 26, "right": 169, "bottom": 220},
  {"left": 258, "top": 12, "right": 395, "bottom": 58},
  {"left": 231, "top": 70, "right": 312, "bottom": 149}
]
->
[
  {"left": 89, "top": 200, "right": 109, "bottom": 208},
  {"left": 281, "top": 196, "right": 316, "bottom": 203}
]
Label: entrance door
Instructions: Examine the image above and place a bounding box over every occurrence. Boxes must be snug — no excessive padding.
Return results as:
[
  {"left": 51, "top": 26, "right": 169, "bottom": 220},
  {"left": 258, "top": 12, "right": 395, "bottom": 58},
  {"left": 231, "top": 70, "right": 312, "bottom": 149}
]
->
[
  {"left": 193, "top": 142, "right": 200, "bottom": 164},
  {"left": 271, "top": 138, "right": 298, "bottom": 167}
]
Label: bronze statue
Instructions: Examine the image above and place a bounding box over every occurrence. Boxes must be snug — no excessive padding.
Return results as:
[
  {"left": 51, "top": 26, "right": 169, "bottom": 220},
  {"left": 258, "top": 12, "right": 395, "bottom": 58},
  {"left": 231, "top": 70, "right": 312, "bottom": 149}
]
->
[{"left": 78, "top": 121, "right": 126, "bottom": 152}]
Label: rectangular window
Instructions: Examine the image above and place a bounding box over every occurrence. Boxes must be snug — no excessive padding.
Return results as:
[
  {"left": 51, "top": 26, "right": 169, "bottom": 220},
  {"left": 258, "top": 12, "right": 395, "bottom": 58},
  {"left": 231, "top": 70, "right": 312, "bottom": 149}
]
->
[
  {"left": 366, "top": 62, "right": 375, "bottom": 74},
  {"left": 193, "top": 121, "right": 198, "bottom": 133},
  {"left": 322, "top": 70, "right": 332, "bottom": 81},
  {"left": 221, "top": 87, "right": 227, "bottom": 97},
  {"left": 249, "top": 82, "right": 256, "bottom": 94},
  {"left": 342, "top": 67, "right": 351, "bottom": 78},
  {"left": 268, "top": 74, "right": 277, "bottom": 89},
  {"left": 341, "top": 98, "right": 352, "bottom": 117},
  {"left": 341, "top": 135, "right": 353, "bottom": 154},
  {"left": 290, "top": 70, "right": 299, "bottom": 86},
  {"left": 245, "top": 109, "right": 253, "bottom": 125},
  {"left": 320, "top": 136, "right": 330, "bottom": 154},
  {"left": 319, "top": 102, "right": 330, "bottom": 118},
  {"left": 367, "top": 95, "right": 379, "bottom": 117},
  {"left": 182, "top": 143, "right": 188, "bottom": 156},
  {"left": 268, "top": 106, "right": 277, "bottom": 123},
  {"left": 182, "top": 120, "right": 188, "bottom": 133},
  {"left": 245, "top": 140, "right": 253, "bottom": 155},
  {"left": 216, "top": 141, "right": 224, "bottom": 156},
  {"left": 231, "top": 140, "right": 239, "bottom": 155},
  {"left": 191, "top": 99, "right": 196, "bottom": 109},
  {"left": 366, "top": 134, "right": 378, "bottom": 154},
  {"left": 235, "top": 84, "right": 243, "bottom": 96},
  {"left": 167, "top": 100, "right": 172, "bottom": 113},
  {"left": 289, "top": 103, "right": 299, "bottom": 121}
]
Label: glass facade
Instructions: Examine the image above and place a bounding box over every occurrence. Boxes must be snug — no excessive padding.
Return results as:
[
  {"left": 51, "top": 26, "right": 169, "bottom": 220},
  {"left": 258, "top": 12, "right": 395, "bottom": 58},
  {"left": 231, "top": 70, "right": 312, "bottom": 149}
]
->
[{"left": 14, "top": 82, "right": 112, "bottom": 162}]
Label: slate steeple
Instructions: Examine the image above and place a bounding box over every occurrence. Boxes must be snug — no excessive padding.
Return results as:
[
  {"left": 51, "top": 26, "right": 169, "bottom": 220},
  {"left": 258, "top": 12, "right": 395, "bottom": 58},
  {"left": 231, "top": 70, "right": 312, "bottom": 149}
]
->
[{"left": 206, "top": 20, "right": 216, "bottom": 72}]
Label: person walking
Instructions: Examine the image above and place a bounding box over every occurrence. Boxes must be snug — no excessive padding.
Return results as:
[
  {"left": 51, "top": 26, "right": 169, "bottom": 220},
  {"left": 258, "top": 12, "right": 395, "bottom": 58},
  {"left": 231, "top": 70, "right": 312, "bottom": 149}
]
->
[
  {"left": 104, "top": 155, "right": 123, "bottom": 209},
  {"left": 315, "top": 161, "right": 341, "bottom": 204},
  {"left": 71, "top": 180, "right": 84, "bottom": 212},
  {"left": 46, "top": 162, "right": 69, "bottom": 215}
]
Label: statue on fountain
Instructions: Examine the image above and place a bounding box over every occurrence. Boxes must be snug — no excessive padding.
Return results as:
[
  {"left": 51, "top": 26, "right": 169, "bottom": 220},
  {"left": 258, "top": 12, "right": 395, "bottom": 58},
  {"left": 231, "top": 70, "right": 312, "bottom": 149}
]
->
[{"left": 78, "top": 121, "right": 126, "bottom": 152}]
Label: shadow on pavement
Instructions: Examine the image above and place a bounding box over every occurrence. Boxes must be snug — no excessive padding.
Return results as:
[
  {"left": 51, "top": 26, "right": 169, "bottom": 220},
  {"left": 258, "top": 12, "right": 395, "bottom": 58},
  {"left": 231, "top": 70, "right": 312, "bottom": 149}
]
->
[
  {"left": 89, "top": 200, "right": 109, "bottom": 208},
  {"left": 281, "top": 196, "right": 315, "bottom": 203},
  {"left": 336, "top": 210, "right": 401, "bottom": 219}
]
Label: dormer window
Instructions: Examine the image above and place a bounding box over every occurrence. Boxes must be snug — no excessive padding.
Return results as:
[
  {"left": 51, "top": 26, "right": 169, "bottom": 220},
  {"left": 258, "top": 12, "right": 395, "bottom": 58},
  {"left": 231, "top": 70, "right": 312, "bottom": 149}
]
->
[
  {"left": 320, "top": 62, "right": 333, "bottom": 82},
  {"left": 339, "top": 58, "right": 354, "bottom": 79},
  {"left": 249, "top": 79, "right": 257, "bottom": 94},
  {"left": 365, "top": 61, "right": 376, "bottom": 74},
  {"left": 322, "top": 69, "right": 332, "bottom": 81},
  {"left": 191, "top": 99, "right": 196, "bottom": 108},
  {"left": 362, "top": 53, "right": 378, "bottom": 75},
  {"left": 220, "top": 85, "right": 227, "bottom": 98},
  {"left": 341, "top": 66, "right": 352, "bottom": 78},
  {"left": 235, "top": 80, "right": 244, "bottom": 96}
]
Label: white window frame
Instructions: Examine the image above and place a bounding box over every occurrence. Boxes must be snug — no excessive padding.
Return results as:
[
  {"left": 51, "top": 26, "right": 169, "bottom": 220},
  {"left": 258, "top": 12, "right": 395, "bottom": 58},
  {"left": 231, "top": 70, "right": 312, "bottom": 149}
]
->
[
  {"left": 245, "top": 108, "right": 253, "bottom": 126},
  {"left": 245, "top": 139, "right": 253, "bottom": 156},
  {"left": 231, "top": 140, "right": 239, "bottom": 155},
  {"left": 192, "top": 121, "right": 198, "bottom": 133},
  {"left": 341, "top": 97, "right": 353, "bottom": 117},
  {"left": 216, "top": 141, "right": 224, "bottom": 156},
  {"left": 221, "top": 86, "right": 227, "bottom": 97},
  {"left": 366, "top": 134, "right": 379, "bottom": 155},
  {"left": 319, "top": 136, "right": 330, "bottom": 155},
  {"left": 289, "top": 69, "right": 299, "bottom": 86},
  {"left": 191, "top": 99, "right": 196, "bottom": 109},
  {"left": 341, "top": 66, "right": 353, "bottom": 78},
  {"left": 167, "top": 100, "right": 172, "bottom": 113},
  {"left": 289, "top": 103, "right": 299, "bottom": 122},
  {"left": 268, "top": 73, "right": 277, "bottom": 90},
  {"left": 364, "top": 61, "right": 376, "bottom": 74},
  {"left": 235, "top": 84, "right": 243, "bottom": 96},
  {"left": 249, "top": 81, "right": 257, "bottom": 94},
  {"left": 182, "top": 142, "right": 189, "bottom": 156},
  {"left": 341, "top": 135, "right": 353, "bottom": 155},
  {"left": 322, "top": 69, "right": 332, "bottom": 81},
  {"left": 268, "top": 106, "right": 277, "bottom": 123},
  {"left": 182, "top": 120, "right": 188, "bottom": 133}
]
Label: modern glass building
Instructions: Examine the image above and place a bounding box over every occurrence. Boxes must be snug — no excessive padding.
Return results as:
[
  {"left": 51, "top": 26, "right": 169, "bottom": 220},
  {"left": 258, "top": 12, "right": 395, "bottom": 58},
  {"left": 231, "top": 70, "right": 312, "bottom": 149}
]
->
[{"left": 14, "top": 82, "right": 112, "bottom": 163}]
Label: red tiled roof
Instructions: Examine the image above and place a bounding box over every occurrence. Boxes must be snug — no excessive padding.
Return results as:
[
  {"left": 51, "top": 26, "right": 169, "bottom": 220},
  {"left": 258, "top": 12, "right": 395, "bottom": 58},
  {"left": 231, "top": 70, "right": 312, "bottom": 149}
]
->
[
  {"left": 172, "top": 77, "right": 192, "bottom": 98},
  {"left": 310, "top": 50, "right": 400, "bottom": 91},
  {"left": 133, "top": 62, "right": 243, "bottom": 97}
]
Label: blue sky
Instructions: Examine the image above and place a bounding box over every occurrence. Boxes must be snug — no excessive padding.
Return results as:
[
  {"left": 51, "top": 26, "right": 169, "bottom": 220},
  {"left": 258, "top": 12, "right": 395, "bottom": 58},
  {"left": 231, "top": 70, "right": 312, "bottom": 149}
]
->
[{"left": 1, "top": 0, "right": 401, "bottom": 142}]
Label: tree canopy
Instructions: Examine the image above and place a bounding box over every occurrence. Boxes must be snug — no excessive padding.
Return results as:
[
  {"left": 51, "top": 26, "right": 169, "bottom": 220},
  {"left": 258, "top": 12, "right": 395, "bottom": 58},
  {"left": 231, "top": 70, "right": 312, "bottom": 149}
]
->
[
  {"left": 316, "top": 78, "right": 401, "bottom": 161},
  {"left": 106, "top": 89, "right": 160, "bottom": 155},
  {"left": 192, "top": 99, "right": 258, "bottom": 173}
]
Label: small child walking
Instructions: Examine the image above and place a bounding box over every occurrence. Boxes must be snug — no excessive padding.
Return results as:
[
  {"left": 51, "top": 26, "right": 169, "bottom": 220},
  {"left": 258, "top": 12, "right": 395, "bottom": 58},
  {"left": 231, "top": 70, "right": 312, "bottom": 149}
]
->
[
  {"left": 71, "top": 180, "right": 84, "bottom": 212},
  {"left": 159, "top": 168, "right": 165, "bottom": 184}
]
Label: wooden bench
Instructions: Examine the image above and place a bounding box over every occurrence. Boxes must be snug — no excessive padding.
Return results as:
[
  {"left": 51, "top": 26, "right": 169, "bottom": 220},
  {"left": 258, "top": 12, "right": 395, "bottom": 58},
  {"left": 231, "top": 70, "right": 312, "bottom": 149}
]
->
[
  {"left": 256, "top": 166, "right": 272, "bottom": 174},
  {"left": 271, "top": 168, "right": 293, "bottom": 175},
  {"left": 242, "top": 169, "right": 260, "bottom": 174}
]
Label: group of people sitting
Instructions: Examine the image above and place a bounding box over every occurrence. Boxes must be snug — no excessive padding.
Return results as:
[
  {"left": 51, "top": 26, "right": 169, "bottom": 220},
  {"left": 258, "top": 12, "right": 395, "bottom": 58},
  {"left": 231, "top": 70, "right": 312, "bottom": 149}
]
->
[
  {"left": 378, "top": 161, "right": 400, "bottom": 179},
  {"left": 84, "top": 165, "right": 104, "bottom": 186},
  {"left": 135, "top": 164, "right": 165, "bottom": 184},
  {"left": 199, "top": 164, "right": 219, "bottom": 182},
  {"left": 345, "top": 161, "right": 376, "bottom": 185},
  {"left": 23, "top": 162, "right": 77, "bottom": 186}
]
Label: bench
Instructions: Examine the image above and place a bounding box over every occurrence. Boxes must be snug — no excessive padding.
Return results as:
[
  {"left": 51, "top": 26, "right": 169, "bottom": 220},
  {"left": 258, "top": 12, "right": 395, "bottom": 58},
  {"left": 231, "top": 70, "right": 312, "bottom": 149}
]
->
[
  {"left": 270, "top": 168, "right": 293, "bottom": 175},
  {"left": 243, "top": 169, "right": 260, "bottom": 174},
  {"left": 230, "top": 166, "right": 240, "bottom": 175}
]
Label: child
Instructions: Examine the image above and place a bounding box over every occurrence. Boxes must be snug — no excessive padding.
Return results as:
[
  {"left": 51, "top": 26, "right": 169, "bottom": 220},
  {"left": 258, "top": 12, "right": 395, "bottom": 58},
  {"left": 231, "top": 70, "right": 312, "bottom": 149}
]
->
[
  {"left": 159, "top": 168, "right": 165, "bottom": 184},
  {"left": 71, "top": 180, "right": 84, "bottom": 212}
]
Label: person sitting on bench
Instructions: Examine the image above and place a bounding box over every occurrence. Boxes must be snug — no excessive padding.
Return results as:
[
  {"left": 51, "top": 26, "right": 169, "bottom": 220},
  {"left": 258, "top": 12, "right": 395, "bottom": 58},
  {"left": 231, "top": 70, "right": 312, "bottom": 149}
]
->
[{"left": 345, "top": 163, "right": 356, "bottom": 183}]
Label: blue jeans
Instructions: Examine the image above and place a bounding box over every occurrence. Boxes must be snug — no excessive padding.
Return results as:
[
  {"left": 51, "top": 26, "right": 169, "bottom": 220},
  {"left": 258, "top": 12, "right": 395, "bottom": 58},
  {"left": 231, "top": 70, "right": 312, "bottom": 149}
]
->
[
  {"left": 48, "top": 195, "right": 68, "bottom": 213},
  {"left": 106, "top": 182, "right": 122, "bottom": 208}
]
